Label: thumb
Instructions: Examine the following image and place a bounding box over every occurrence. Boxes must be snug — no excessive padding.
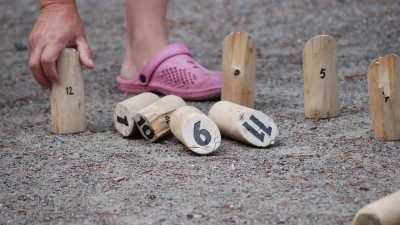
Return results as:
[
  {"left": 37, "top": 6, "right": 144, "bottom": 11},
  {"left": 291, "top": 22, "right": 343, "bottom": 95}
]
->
[{"left": 76, "top": 37, "right": 95, "bottom": 69}]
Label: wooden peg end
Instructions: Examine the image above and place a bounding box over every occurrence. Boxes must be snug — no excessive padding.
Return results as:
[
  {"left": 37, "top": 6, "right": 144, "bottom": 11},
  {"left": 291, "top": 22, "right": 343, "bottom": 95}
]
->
[
  {"left": 208, "top": 101, "right": 278, "bottom": 147},
  {"left": 353, "top": 191, "right": 400, "bottom": 225},
  {"left": 135, "top": 95, "right": 186, "bottom": 142},
  {"left": 113, "top": 92, "right": 160, "bottom": 137},
  {"left": 170, "top": 106, "right": 221, "bottom": 155}
]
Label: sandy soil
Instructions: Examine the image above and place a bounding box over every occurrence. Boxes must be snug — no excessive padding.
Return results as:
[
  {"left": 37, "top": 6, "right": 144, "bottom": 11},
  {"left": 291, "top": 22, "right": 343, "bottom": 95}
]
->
[{"left": 1, "top": 0, "right": 399, "bottom": 224}]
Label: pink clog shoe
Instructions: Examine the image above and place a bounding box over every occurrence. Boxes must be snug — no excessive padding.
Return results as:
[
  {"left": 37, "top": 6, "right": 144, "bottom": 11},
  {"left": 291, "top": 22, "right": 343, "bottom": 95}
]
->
[{"left": 116, "top": 43, "right": 221, "bottom": 100}]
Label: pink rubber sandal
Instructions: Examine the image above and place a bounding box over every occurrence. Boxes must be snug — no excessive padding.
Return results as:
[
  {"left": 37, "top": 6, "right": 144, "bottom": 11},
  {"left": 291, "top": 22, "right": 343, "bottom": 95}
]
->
[{"left": 116, "top": 43, "right": 222, "bottom": 100}]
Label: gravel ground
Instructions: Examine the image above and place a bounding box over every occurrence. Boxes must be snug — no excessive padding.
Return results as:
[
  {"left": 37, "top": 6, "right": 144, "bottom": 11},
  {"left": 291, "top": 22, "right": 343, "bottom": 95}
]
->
[{"left": 1, "top": 0, "right": 400, "bottom": 224}]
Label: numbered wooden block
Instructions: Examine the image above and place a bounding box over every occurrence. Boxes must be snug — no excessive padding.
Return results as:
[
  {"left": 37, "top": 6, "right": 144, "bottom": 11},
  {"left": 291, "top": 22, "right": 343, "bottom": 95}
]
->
[
  {"left": 222, "top": 32, "right": 256, "bottom": 108},
  {"left": 208, "top": 101, "right": 278, "bottom": 147},
  {"left": 353, "top": 191, "right": 400, "bottom": 225},
  {"left": 367, "top": 54, "right": 400, "bottom": 141},
  {"left": 303, "top": 35, "right": 340, "bottom": 118},
  {"left": 135, "top": 95, "right": 186, "bottom": 142},
  {"left": 50, "top": 48, "right": 86, "bottom": 134},
  {"left": 113, "top": 93, "right": 160, "bottom": 137},
  {"left": 170, "top": 106, "right": 221, "bottom": 155}
]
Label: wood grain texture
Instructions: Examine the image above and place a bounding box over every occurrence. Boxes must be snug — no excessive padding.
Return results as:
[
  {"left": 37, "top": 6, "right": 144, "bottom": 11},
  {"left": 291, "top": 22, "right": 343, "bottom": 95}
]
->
[
  {"left": 208, "top": 101, "right": 278, "bottom": 147},
  {"left": 353, "top": 191, "right": 400, "bottom": 225},
  {"left": 303, "top": 35, "right": 340, "bottom": 118},
  {"left": 113, "top": 93, "right": 160, "bottom": 137},
  {"left": 170, "top": 106, "right": 221, "bottom": 155},
  {"left": 222, "top": 32, "right": 256, "bottom": 108},
  {"left": 367, "top": 54, "right": 400, "bottom": 141},
  {"left": 135, "top": 95, "right": 186, "bottom": 142},
  {"left": 50, "top": 48, "right": 86, "bottom": 134}
]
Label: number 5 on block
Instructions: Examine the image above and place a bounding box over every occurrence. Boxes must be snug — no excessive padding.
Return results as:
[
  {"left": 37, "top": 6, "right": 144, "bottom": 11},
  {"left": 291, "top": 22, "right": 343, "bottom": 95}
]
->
[
  {"left": 208, "top": 101, "right": 278, "bottom": 147},
  {"left": 170, "top": 106, "right": 221, "bottom": 155},
  {"left": 303, "top": 35, "right": 340, "bottom": 119}
]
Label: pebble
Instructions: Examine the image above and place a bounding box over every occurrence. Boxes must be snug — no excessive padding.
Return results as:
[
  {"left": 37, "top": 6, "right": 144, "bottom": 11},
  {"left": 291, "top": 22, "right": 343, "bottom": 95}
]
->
[
  {"left": 70, "top": 152, "right": 81, "bottom": 159},
  {"left": 113, "top": 176, "right": 125, "bottom": 182},
  {"left": 14, "top": 42, "right": 28, "bottom": 51}
]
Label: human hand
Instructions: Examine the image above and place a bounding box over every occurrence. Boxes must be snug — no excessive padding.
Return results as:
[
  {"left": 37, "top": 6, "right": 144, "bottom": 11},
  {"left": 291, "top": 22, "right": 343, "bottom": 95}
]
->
[{"left": 29, "top": 1, "right": 95, "bottom": 89}]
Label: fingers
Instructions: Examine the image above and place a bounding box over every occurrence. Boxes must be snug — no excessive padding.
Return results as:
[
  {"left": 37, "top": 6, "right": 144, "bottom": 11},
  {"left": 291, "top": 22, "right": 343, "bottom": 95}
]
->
[
  {"left": 76, "top": 37, "right": 95, "bottom": 69},
  {"left": 41, "top": 43, "right": 65, "bottom": 85},
  {"left": 29, "top": 38, "right": 93, "bottom": 90},
  {"left": 28, "top": 46, "right": 51, "bottom": 89}
]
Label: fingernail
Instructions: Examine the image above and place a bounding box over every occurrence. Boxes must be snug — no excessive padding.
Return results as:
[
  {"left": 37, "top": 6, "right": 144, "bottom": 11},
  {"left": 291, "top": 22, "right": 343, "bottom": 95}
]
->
[{"left": 87, "top": 57, "right": 94, "bottom": 66}]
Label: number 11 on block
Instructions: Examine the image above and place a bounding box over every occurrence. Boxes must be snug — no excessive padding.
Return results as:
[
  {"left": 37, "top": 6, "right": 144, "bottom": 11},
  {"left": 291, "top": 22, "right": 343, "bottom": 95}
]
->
[{"left": 208, "top": 101, "right": 278, "bottom": 147}]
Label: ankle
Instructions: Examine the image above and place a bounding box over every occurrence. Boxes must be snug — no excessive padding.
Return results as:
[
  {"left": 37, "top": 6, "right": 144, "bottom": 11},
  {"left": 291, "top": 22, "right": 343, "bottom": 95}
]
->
[{"left": 120, "top": 39, "right": 168, "bottom": 80}]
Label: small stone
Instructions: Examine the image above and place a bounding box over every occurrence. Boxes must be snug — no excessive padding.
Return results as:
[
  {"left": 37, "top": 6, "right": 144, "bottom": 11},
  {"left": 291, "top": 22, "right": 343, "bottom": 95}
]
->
[
  {"left": 113, "top": 176, "right": 125, "bottom": 182},
  {"left": 70, "top": 152, "right": 81, "bottom": 159},
  {"left": 359, "top": 186, "right": 370, "bottom": 191},
  {"left": 14, "top": 42, "right": 28, "bottom": 51},
  {"left": 149, "top": 194, "right": 156, "bottom": 200},
  {"left": 309, "top": 126, "right": 317, "bottom": 131}
]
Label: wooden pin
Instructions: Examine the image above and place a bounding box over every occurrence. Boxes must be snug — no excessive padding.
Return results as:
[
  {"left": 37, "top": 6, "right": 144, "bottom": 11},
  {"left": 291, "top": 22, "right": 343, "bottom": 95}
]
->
[
  {"left": 353, "top": 191, "right": 400, "bottom": 225},
  {"left": 170, "top": 106, "right": 221, "bottom": 155},
  {"left": 208, "top": 101, "right": 278, "bottom": 147},
  {"left": 135, "top": 95, "right": 186, "bottom": 142},
  {"left": 113, "top": 93, "right": 160, "bottom": 137},
  {"left": 222, "top": 32, "right": 256, "bottom": 108},
  {"left": 303, "top": 35, "right": 340, "bottom": 118},
  {"left": 367, "top": 54, "right": 400, "bottom": 141},
  {"left": 50, "top": 48, "right": 86, "bottom": 134}
]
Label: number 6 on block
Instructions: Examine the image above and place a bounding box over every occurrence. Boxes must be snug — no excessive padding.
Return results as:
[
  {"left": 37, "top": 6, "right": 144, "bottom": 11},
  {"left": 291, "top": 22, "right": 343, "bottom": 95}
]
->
[
  {"left": 208, "top": 101, "right": 278, "bottom": 147},
  {"left": 170, "top": 106, "right": 221, "bottom": 155}
]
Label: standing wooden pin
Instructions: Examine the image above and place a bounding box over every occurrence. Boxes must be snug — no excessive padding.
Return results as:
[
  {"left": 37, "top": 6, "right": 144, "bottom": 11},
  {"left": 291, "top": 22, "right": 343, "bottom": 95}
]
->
[
  {"left": 50, "top": 48, "right": 86, "bottom": 134},
  {"left": 170, "top": 106, "right": 221, "bottom": 155},
  {"left": 222, "top": 32, "right": 256, "bottom": 108},
  {"left": 208, "top": 101, "right": 278, "bottom": 147},
  {"left": 113, "top": 93, "right": 160, "bottom": 137},
  {"left": 353, "top": 191, "right": 400, "bottom": 225},
  {"left": 367, "top": 54, "right": 400, "bottom": 141},
  {"left": 135, "top": 95, "right": 186, "bottom": 142},
  {"left": 303, "top": 35, "right": 340, "bottom": 118}
]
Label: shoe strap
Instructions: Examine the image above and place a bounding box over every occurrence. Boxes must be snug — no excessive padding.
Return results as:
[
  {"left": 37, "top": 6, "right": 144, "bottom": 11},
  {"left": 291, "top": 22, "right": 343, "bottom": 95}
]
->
[{"left": 138, "top": 43, "right": 192, "bottom": 85}]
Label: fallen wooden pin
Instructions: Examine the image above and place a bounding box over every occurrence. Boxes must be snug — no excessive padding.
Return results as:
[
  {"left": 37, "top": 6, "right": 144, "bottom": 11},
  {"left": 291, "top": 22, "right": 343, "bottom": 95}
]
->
[
  {"left": 170, "top": 106, "right": 221, "bottom": 155},
  {"left": 51, "top": 48, "right": 86, "bottom": 134},
  {"left": 303, "top": 35, "right": 340, "bottom": 119},
  {"left": 222, "top": 32, "right": 256, "bottom": 108},
  {"left": 113, "top": 92, "right": 160, "bottom": 137},
  {"left": 135, "top": 95, "right": 186, "bottom": 142},
  {"left": 367, "top": 54, "right": 400, "bottom": 141},
  {"left": 208, "top": 101, "right": 278, "bottom": 147},
  {"left": 353, "top": 191, "right": 400, "bottom": 225}
]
